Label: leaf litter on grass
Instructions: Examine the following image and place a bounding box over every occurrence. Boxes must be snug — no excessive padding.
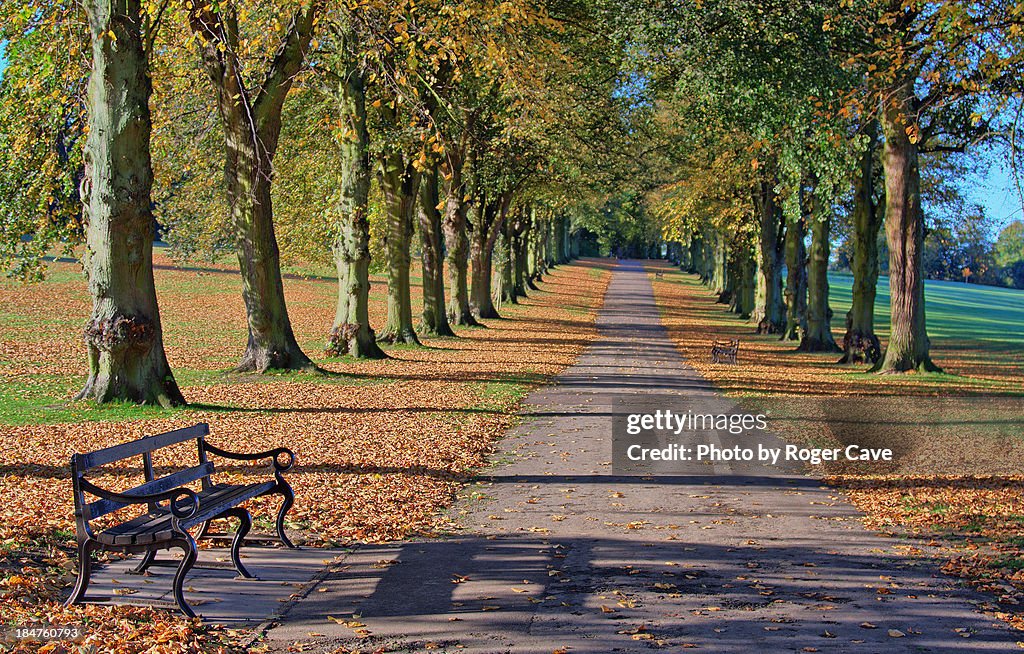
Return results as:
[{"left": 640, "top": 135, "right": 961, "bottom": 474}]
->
[{"left": 0, "top": 257, "right": 613, "bottom": 652}]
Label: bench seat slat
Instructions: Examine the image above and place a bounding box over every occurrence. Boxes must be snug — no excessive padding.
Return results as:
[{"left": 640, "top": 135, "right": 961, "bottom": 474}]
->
[
  {"left": 101, "top": 512, "right": 176, "bottom": 546},
  {"left": 181, "top": 481, "right": 276, "bottom": 528},
  {"left": 85, "top": 462, "right": 216, "bottom": 520},
  {"left": 95, "top": 482, "right": 275, "bottom": 546},
  {"left": 77, "top": 424, "right": 209, "bottom": 471}
]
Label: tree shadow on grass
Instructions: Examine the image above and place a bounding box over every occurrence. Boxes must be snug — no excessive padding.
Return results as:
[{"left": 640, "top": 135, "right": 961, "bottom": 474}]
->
[{"left": 186, "top": 402, "right": 508, "bottom": 416}]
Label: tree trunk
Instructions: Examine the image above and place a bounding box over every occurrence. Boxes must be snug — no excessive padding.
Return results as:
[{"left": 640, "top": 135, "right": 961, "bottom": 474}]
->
[
  {"left": 729, "top": 248, "right": 756, "bottom": 318},
  {"left": 497, "top": 219, "right": 516, "bottom": 304},
  {"left": 678, "top": 238, "right": 691, "bottom": 270},
  {"left": 556, "top": 215, "right": 570, "bottom": 264},
  {"left": 468, "top": 199, "right": 492, "bottom": 318},
  {"left": 840, "top": 122, "right": 883, "bottom": 364},
  {"left": 224, "top": 125, "right": 312, "bottom": 371},
  {"left": 752, "top": 181, "right": 786, "bottom": 334},
  {"left": 700, "top": 235, "right": 715, "bottom": 283},
  {"left": 326, "top": 38, "right": 385, "bottom": 359},
  {"left": 689, "top": 234, "right": 704, "bottom": 275},
  {"left": 418, "top": 165, "right": 455, "bottom": 336},
  {"left": 470, "top": 241, "right": 497, "bottom": 319},
  {"left": 470, "top": 194, "right": 509, "bottom": 319},
  {"left": 873, "top": 84, "right": 939, "bottom": 373},
  {"left": 377, "top": 152, "right": 421, "bottom": 345},
  {"left": 712, "top": 233, "right": 729, "bottom": 302},
  {"left": 782, "top": 213, "right": 808, "bottom": 341},
  {"left": 78, "top": 0, "right": 184, "bottom": 406},
  {"left": 513, "top": 213, "right": 531, "bottom": 298},
  {"left": 189, "top": 0, "right": 316, "bottom": 373},
  {"left": 545, "top": 217, "right": 558, "bottom": 268},
  {"left": 526, "top": 208, "right": 542, "bottom": 289},
  {"left": 514, "top": 232, "right": 529, "bottom": 297},
  {"left": 443, "top": 164, "right": 478, "bottom": 326},
  {"left": 799, "top": 182, "right": 841, "bottom": 352}
]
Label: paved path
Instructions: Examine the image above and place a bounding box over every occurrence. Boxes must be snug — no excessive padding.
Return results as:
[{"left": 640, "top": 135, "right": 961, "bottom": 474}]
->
[
  {"left": 93, "top": 544, "right": 335, "bottom": 624},
  {"left": 264, "top": 260, "right": 1017, "bottom": 653}
]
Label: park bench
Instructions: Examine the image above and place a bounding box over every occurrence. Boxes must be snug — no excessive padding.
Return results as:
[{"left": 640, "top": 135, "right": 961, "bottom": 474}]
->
[
  {"left": 66, "top": 423, "right": 297, "bottom": 617},
  {"left": 711, "top": 339, "right": 739, "bottom": 364}
]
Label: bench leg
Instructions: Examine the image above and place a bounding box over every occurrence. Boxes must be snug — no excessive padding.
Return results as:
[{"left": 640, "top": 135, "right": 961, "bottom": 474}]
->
[
  {"left": 127, "top": 549, "right": 157, "bottom": 575},
  {"left": 171, "top": 536, "right": 198, "bottom": 618},
  {"left": 224, "top": 508, "right": 255, "bottom": 579},
  {"left": 192, "top": 519, "right": 211, "bottom": 541},
  {"left": 65, "top": 540, "right": 96, "bottom": 606},
  {"left": 275, "top": 479, "right": 297, "bottom": 549}
]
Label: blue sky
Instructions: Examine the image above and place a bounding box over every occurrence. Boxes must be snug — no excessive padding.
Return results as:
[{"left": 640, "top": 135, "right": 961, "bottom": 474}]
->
[{"left": 969, "top": 156, "right": 1022, "bottom": 231}]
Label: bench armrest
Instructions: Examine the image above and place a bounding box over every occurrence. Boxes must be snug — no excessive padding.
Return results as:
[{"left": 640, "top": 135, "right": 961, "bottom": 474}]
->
[
  {"left": 203, "top": 443, "right": 295, "bottom": 473},
  {"left": 79, "top": 478, "right": 199, "bottom": 520}
]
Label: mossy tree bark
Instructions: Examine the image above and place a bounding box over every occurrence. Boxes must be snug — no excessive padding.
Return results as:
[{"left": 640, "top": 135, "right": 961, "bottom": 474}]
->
[
  {"left": 544, "top": 216, "right": 558, "bottom": 269},
  {"left": 873, "top": 82, "right": 940, "bottom": 373},
  {"left": 545, "top": 216, "right": 556, "bottom": 269},
  {"left": 799, "top": 181, "right": 841, "bottom": 353},
  {"left": 470, "top": 192, "right": 510, "bottom": 319},
  {"left": 782, "top": 213, "right": 808, "bottom": 341},
  {"left": 840, "top": 122, "right": 883, "bottom": 364},
  {"left": 78, "top": 0, "right": 184, "bottom": 407},
  {"left": 377, "top": 149, "right": 421, "bottom": 345},
  {"left": 698, "top": 233, "right": 715, "bottom": 283},
  {"left": 525, "top": 207, "right": 542, "bottom": 290},
  {"left": 326, "top": 21, "right": 385, "bottom": 359},
  {"left": 189, "top": 1, "right": 317, "bottom": 372},
  {"left": 418, "top": 165, "right": 455, "bottom": 337},
  {"left": 443, "top": 151, "right": 478, "bottom": 327},
  {"left": 752, "top": 179, "right": 787, "bottom": 334},
  {"left": 555, "top": 215, "right": 570, "bottom": 264},
  {"left": 509, "top": 207, "right": 531, "bottom": 300},
  {"left": 729, "top": 248, "right": 756, "bottom": 319},
  {"left": 711, "top": 233, "right": 729, "bottom": 302},
  {"left": 497, "top": 219, "right": 516, "bottom": 305}
]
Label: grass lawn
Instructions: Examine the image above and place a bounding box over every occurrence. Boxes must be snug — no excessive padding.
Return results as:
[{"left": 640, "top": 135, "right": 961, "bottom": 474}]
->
[{"left": 828, "top": 271, "right": 1024, "bottom": 347}]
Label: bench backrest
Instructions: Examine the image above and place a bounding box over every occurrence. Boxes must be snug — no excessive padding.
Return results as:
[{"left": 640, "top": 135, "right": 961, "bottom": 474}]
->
[{"left": 71, "top": 423, "right": 212, "bottom": 522}]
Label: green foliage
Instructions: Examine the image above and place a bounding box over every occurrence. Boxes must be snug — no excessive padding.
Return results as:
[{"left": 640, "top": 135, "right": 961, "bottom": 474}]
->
[
  {"left": 273, "top": 85, "right": 337, "bottom": 268},
  {"left": 578, "top": 192, "right": 658, "bottom": 257},
  {"left": 149, "top": 32, "right": 229, "bottom": 261},
  {"left": 0, "top": 2, "right": 88, "bottom": 280},
  {"left": 995, "top": 220, "right": 1024, "bottom": 268}
]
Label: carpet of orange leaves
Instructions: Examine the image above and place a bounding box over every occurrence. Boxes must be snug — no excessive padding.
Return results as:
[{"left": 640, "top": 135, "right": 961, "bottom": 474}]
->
[
  {"left": 0, "top": 255, "right": 612, "bottom": 652},
  {"left": 647, "top": 261, "right": 1024, "bottom": 631}
]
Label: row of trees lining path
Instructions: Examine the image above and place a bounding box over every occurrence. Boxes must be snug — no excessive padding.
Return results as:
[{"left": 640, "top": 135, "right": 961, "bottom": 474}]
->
[
  {"left": 16, "top": 0, "right": 598, "bottom": 406},
  {"left": 4, "top": 2, "right": 1024, "bottom": 405},
  {"left": 639, "top": 2, "right": 1023, "bottom": 374}
]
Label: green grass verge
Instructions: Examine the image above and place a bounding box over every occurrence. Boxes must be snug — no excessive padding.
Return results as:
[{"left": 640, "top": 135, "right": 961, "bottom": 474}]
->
[
  {"left": 828, "top": 272, "right": 1024, "bottom": 347},
  {"left": 0, "top": 367, "right": 390, "bottom": 427}
]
